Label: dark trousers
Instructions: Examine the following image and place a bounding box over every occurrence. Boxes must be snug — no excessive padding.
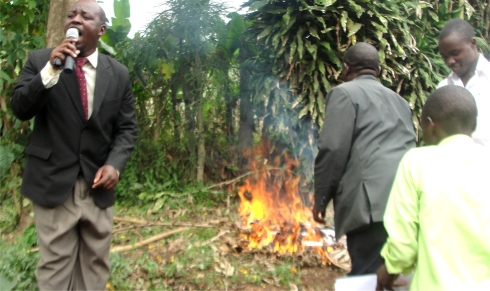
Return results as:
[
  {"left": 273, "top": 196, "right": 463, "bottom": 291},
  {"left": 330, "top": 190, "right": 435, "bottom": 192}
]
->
[{"left": 346, "top": 221, "right": 387, "bottom": 275}]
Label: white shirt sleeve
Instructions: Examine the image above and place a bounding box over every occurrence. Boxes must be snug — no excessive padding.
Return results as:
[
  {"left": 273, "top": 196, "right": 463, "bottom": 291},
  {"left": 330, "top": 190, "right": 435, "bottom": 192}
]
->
[{"left": 40, "top": 61, "right": 62, "bottom": 88}]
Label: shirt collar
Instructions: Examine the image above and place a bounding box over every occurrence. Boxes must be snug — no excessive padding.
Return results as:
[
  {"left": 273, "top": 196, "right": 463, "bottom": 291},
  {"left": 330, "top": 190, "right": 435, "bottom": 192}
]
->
[
  {"left": 438, "top": 134, "right": 474, "bottom": 146},
  {"left": 354, "top": 74, "right": 377, "bottom": 81},
  {"left": 447, "top": 54, "right": 490, "bottom": 83},
  {"left": 84, "top": 48, "right": 98, "bottom": 68}
]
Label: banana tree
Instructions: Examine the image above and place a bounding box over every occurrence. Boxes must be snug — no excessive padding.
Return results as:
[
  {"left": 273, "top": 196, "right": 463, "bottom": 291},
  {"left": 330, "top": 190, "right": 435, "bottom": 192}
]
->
[{"left": 99, "top": 0, "right": 132, "bottom": 55}]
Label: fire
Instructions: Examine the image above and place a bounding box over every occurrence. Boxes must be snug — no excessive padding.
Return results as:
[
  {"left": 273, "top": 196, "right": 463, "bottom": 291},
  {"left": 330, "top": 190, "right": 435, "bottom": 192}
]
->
[{"left": 237, "top": 145, "right": 328, "bottom": 264}]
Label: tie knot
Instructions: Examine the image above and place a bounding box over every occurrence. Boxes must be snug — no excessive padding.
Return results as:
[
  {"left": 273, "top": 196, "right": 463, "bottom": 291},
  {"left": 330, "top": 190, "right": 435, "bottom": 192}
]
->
[{"left": 76, "top": 57, "right": 88, "bottom": 67}]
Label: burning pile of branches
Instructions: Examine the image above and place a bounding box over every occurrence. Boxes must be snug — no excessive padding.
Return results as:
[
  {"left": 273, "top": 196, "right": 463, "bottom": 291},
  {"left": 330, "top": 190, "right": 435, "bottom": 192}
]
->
[{"left": 235, "top": 143, "right": 351, "bottom": 271}]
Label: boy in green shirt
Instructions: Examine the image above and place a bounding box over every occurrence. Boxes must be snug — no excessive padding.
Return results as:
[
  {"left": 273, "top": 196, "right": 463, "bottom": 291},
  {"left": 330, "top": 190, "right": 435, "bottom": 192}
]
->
[{"left": 376, "top": 85, "right": 490, "bottom": 290}]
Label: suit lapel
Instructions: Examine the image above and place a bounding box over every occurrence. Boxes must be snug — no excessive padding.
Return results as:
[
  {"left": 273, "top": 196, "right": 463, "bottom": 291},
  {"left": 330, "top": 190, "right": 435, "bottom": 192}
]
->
[{"left": 90, "top": 54, "right": 111, "bottom": 122}]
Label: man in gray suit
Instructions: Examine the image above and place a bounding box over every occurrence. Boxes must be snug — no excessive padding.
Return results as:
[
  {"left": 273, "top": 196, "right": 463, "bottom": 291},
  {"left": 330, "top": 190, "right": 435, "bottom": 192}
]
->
[{"left": 313, "top": 42, "right": 416, "bottom": 275}]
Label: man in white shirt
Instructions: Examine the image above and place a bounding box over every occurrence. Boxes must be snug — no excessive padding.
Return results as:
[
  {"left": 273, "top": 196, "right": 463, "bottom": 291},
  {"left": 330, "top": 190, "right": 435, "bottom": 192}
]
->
[{"left": 438, "top": 19, "right": 490, "bottom": 146}]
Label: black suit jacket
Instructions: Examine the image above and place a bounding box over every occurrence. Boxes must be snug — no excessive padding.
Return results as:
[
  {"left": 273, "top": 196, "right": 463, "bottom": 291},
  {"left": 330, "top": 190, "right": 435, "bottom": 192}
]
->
[
  {"left": 314, "top": 75, "right": 416, "bottom": 239},
  {"left": 11, "top": 48, "right": 137, "bottom": 208}
]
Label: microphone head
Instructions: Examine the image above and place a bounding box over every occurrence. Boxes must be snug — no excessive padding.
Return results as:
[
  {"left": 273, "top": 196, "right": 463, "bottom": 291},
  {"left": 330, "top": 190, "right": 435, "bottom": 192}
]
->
[{"left": 66, "top": 28, "right": 79, "bottom": 39}]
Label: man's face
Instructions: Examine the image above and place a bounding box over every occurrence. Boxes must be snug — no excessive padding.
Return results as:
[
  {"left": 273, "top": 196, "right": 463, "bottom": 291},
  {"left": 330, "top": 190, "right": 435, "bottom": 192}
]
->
[
  {"left": 438, "top": 33, "right": 478, "bottom": 79},
  {"left": 64, "top": 0, "right": 106, "bottom": 57}
]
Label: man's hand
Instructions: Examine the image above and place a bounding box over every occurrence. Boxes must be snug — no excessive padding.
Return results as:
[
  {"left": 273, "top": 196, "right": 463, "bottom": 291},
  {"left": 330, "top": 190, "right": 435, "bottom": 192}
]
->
[
  {"left": 312, "top": 207, "right": 326, "bottom": 224},
  {"left": 376, "top": 264, "right": 398, "bottom": 291},
  {"left": 49, "top": 38, "right": 80, "bottom": 68},
  {"left": 93, "top": 165, "right": 119, "bottom": 190}
]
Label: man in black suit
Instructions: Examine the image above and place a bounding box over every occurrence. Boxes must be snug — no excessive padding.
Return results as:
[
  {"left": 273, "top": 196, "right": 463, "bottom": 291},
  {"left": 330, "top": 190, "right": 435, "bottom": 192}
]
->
[
  {"left": 312, "top": 42, "right": 416, "bottom": 275},
  {"left": 11, "top": 0, "right": 137, "bottom": 289}
]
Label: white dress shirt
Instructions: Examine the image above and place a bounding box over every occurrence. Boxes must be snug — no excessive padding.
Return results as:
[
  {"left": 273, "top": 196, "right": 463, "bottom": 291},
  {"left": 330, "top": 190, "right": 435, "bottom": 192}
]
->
[
  {"left": 438, "top": 54, "right": 490, "bottom": 146},
  {"left": 41, "top": 49, "right": 98, "bottom": 119}
]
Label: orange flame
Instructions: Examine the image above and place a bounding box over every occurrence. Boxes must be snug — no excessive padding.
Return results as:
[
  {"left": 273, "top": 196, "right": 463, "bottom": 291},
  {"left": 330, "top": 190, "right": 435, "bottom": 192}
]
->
[{"left": 237, "top": 144, "right": 327, "bottom": 264}]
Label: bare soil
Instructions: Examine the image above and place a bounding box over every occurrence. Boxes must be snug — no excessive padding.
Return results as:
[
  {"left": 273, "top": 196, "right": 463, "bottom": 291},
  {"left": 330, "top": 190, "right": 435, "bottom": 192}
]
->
[{"left": 111, "top": 204, "right": 346, "bottom": 290}]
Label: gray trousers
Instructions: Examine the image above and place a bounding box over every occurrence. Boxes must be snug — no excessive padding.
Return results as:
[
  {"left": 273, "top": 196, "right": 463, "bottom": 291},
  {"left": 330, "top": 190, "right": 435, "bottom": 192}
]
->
[{"left": 33, "top": 174, "right": 113, "bottom": 290}]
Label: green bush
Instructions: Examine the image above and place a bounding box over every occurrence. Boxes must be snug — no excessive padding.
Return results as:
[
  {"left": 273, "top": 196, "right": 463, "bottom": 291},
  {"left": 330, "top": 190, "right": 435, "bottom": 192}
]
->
[{"left": 0, "top": 241, "right": 39, "bottom": 290}]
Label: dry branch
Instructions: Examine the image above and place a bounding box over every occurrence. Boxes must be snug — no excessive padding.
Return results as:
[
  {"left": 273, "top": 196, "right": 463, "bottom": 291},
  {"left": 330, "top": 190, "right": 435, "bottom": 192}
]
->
[
  {"left": 111, "top": 227, "right": 189, "bottom": 253},
  {"left": 197, "top": 230, "right": 230, "bottom": 247},
  {"left": 113, "top": 222, "right": 220, "bottom": 234},
  {"left": 114, "top": 217, "right": 147, "bottom": 225}
]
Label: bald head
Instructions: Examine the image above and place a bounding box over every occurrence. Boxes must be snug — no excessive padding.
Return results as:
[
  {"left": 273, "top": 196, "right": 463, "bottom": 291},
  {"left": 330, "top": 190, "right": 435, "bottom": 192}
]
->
[
  {"left": 422, "top": 85, "right": 477, "bottom": 143},
  {"left": 342, "top": 42, "right": 380, "bottom": 81},
  {"left": 73, "top": 0, "right": 107, "bottom": 25},
  {"left": 343, "top": 42, "right": 380, "bottom": 71}
]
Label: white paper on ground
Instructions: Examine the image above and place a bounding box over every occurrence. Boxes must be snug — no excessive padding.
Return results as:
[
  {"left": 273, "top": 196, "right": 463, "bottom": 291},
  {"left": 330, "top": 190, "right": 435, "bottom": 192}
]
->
[
  {"left": 335, "top": 274, "right": 377, "bottom": 291},
  {"left": 335, "top": 272, "right": 412, "bottom": 291}
]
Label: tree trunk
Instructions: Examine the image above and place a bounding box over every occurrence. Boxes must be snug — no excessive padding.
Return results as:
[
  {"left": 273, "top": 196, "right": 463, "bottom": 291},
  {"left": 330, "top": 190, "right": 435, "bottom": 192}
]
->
[
  {"left": 152, "top": 84, "right": 171, "bottom": 141},
  {"left": 0, "top": 96, "right": 11, "bottom": 136},
  {"left": 171, "top": 79, "right": 180, "bottom": 142},
  {"left": 195, "top": 52, "right": 205, "bottom": 183},
  {"left": 261, "top": 92, "right": 274, "bottom": 139},
  {"left": 237, "top": 47, "right": 254, "bottom": 148},
  {"left": 46, "top": 0, "right": 77, "bottom": 48},
  {"left": 181, "top": 59, "right": 197, "bottom": 180},
  {"left": 224, "top": 78, "right": 235, "bottom": 143}
]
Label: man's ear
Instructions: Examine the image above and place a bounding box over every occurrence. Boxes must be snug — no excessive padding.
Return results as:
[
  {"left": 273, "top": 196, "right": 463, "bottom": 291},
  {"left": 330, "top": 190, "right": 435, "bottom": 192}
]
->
[
  {"left": 470, "top": 37, "right": 477, "bottom": 50},
  {"left": 99, "top": 24, "right": 107, "bottom": 36},
  {"left": 342, "top": 62, "right": 350, "bottom": 79}
]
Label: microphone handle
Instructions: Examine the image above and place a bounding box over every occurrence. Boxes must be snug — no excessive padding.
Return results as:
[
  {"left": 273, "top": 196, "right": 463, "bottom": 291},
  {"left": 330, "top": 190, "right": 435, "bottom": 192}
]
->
[
  {"left": 52, "top": 57, "right": 62, "bottom": 68},
  {"left": 63, "top": 40, "right": 77, "bottom": 74},
  {"left": 64, "top": 56, "right": 75, "bottom": 74},
  {"left": 51, "top": 40, "right": 77, "bottom": 73}
]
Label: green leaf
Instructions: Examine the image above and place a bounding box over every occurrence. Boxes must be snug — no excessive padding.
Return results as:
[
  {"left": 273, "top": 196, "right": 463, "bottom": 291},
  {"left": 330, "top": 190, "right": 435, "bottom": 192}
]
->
[
  {"left": 0, "top": 274, "right": 16, "bottom": 291},
  {"left": 428, "top": 11, "right": 439, "bottom": 22},
  {"left": 250, "top": 0, "right": 268, "bottom": 11},
  {"left": 313, "top": 71, "right": 319, "bottom": 92},
  {"left": 320, "top": 42, "right": 341, "bottom": 68},
  {"left": 283, "top": 12, "right": 290, "bottom": 25},
  {"left": 305, "top": 41, "right": 317, "bottom": 60},
  {"left": 289, "top": 39, "right": 297, "bottom": 62},
  {"left": 348, "top": 0, "right": 365, "bottom": 18},
  {"left": 347, "top": 23, "right": 362, "bottom": 37},
  {"left": 160, "top": 61, "right": 176, "bottom": 79},
  {"left": 257, "top": 28, "right": 271, "bottom": 40},
  {"left": 152, "top": 197, "right": 167, "bottom": 212},
  {"left": 340, "top": 11, "right": 348, "bottom": 32},
  {"left": 0, "top": 145, "right": 15, "bottom": 177},
  {"left": 308, "top": 24, "right": 320, "bottom": 39},
  {"left": 317, "top": 59, "right": 326, "bottom": 76},
  {"left": 296, "top": 27, "right": 305, "bottom": 59}
]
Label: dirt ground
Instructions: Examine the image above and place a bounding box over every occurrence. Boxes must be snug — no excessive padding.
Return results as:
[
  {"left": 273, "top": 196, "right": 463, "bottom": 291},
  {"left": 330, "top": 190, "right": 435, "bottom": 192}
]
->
[{"left": 110, "top": 203, "right": 346, "bottom": 291}]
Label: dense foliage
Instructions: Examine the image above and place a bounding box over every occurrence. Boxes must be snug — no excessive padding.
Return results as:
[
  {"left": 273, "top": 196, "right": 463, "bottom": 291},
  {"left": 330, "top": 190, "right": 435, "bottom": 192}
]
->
[{"left": 1, "top": 0, "right": 489, "bottom": 230}]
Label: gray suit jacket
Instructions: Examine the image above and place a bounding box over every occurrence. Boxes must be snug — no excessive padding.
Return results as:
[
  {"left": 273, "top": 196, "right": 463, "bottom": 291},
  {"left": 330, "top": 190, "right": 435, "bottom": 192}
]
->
[
  {"left": 314, "top": 75, "right": 415, "bottom": 239},
  {"left": 11, "top": 48, "right": 137, "bottom": 208}
]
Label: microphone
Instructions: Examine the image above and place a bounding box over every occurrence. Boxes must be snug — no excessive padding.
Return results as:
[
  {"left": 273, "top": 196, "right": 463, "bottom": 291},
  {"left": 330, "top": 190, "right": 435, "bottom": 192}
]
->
[{"left": 53, "top": 28, "right": 79, "bottom": 74}]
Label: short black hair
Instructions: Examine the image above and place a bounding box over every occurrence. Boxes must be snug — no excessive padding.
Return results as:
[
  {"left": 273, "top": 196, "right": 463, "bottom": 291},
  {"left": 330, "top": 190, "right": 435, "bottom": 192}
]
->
[
  {"left": 439, "top": 19, "right": 475, "bottom": 42},
  {"left": 342, "top": 42, "right": 379, "bottom": 71},
  {"left": 422, "top": 85, "right": 477, "bottom": 135}
]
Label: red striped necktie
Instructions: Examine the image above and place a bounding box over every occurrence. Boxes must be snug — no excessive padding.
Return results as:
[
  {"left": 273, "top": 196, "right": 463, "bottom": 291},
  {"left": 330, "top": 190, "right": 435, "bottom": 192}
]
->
[{"left": 75, "top": 57, "right": 89, "bottom": 120}]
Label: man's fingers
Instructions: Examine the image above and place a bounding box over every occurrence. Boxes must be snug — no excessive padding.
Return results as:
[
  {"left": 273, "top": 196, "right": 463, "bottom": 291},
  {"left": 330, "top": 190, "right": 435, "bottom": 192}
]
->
[
  {"left": 93, "top": 169, "right": 102, "bottom": 184},
  {"left": 393, "top": 280, "right": 407, "bottom": 287},
  {"left": 93, "top": 166, "right": 119, "bottom": 190}
]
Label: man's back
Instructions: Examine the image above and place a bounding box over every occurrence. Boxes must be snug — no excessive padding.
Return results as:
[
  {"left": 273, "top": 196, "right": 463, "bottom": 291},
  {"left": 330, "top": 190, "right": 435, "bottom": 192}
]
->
[
  {"left": 316, "top": 75, "right": 415, "bottom": 238},
  {"left": 384, "top": 135, "right": 490, "bottom": 290}
]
